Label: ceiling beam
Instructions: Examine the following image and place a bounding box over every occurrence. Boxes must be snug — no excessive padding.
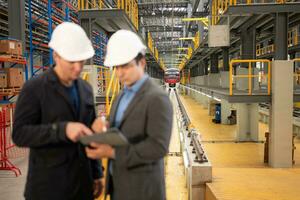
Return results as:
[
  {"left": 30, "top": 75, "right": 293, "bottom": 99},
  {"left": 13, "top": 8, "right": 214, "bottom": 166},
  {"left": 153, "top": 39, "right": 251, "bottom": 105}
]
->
[{"left": 144, "top": 26, "right": 183, "bottom": 32}]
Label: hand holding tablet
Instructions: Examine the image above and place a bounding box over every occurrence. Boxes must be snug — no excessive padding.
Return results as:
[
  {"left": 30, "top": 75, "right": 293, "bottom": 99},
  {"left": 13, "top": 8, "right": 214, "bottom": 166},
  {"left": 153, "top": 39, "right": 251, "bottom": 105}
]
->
[{"left": 79, "top": 128, "right": 129, "bottom": 147}]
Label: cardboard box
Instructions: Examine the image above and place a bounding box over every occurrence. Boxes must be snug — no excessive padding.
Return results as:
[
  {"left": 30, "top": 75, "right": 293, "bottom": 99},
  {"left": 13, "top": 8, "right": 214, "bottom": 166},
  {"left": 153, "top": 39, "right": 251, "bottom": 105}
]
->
[
  {"left": 1, "top": 68, "right": 24, "bottom": 88},
  {"left": 0, "top": 73, "right": 7, "bottom": 88},
  {"left": 0, "top": 40, "right": 23, "bottom": 56}
]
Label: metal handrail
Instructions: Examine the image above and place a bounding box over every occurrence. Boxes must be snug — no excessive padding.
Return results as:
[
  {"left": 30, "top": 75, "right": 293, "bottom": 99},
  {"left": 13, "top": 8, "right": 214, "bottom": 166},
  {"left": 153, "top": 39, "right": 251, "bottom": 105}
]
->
[
  {"left": 105, "top": 68, "right": 120, "bottom": 115},
  {"left": 212, "top": 0, "right": 295, "bottom": 25},
  {"left": 78, "top": 0, "right": 138, "bottom": 30},
  {"left": 294, "top": 59, "right": 300, "bottom": 85},
  {"left": 229, "top": 59, "right": 271, "bottom": 95},
  {"left": 174, "top": 90, "right": 191, "bottom": 129}
]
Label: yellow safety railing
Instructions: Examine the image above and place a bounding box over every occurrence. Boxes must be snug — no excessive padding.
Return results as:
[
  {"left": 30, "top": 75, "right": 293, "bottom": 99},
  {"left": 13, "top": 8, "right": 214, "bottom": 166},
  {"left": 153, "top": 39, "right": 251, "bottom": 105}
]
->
[
  {"left": 80, "top": 65, "right": 111, "bottom": 97},
  {"left": 294, "top": 58, "right": 300, "bottom": 63},
  {"left": 211, "top": 0, "right": 218, "bottom": 25},
  {"left": 211, "top": 0, "right": 294, "bottom": 25},
  {"left": 106, "top": 68, "right": 120, "bottom": 116},
  {"left": 154, "top": 47, "right": 159, "bottom": 61},
  {"left": 257, "top": 25, "right": 299, "bottom": 56},
  {"left": 81, "top": 72, "right": 89, "bottom": 81},
  {"left": 262, "top": 44, "right": 274, "bottom": 56},
  {"left": 293, "top": 58, "right": 300, "bottom": 85},
  {"left": 78, "top": 0, "right": 138, "bottom": 30},
  {"left": 148, "top": 32, "right": 166, "bottom": 70},
  {"left": 123, "top": 0, "right": 139, "bottom": 29},
  {"left": 179, "top": 59, "right": 186, "bottom": 71},
  {"left": 256, "top": 44, "right": 274, "bottom": 57},
  {"left": 194, "top": 31, "right": 200, "bottom": 50},
  {"left": 180, "top": 70, "right": 186, "bottom": 84},
  {"left": 96, "top": 66, "right": 113, "bottom": 200},
  {"left": 182, "top": 17, "right": 209, "bottom": 27},
  {"left": 180, "top": 69, "right": 190, "bottom": 84},
  {"left": 187, "top": 47, "right": 193, "bottom": 59},
  {"left": 176, "top": 31, "right": 200, "bottom": 71},
  {"left": 148, "top": 32, "right": 154, "bottom": 54},
  {"left": 78, "top": 0, "right": 104, "bottom": 9},
  {"left": 159, "top": 58, "right": 166, "bottom": 71},
  {"left": 256, "top": 44, "right": 262, "bottom": 56},
  {"left": 288, "top": 26, "right": 299, "bottom": 47},
  {"left": 229, "top": 59, "right": 271, "bottom": 95},
  {"left": 96, "top": 66, "right": 112, "bottom": 95}
]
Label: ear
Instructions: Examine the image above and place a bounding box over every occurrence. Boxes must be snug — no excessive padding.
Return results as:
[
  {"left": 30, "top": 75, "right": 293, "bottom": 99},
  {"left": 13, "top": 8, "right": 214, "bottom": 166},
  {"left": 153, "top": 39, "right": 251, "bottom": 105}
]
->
[
  {"left": 140, "top": 58, "right": 146, "bottom": 70},
  {"left": 53, "top": 51, "right": 59, "bottom": 64}
]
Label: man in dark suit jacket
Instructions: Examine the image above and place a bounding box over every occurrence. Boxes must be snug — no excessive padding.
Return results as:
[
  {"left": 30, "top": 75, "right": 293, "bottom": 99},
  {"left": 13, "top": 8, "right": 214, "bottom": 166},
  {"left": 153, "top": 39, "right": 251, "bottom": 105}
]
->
[
  {"left": 12, "top": 22, "right": 103, "bottom": 200},
  {"left": 85, "top": 30, "right": 173, "bottom": 200}
]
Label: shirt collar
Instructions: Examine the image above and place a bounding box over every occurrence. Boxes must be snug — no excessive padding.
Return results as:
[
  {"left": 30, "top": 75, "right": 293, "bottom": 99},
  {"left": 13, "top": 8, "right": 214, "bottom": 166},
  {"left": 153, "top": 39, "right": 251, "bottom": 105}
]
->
[{"left": 124, "top": 74, "right": 149, "bottom": 93}]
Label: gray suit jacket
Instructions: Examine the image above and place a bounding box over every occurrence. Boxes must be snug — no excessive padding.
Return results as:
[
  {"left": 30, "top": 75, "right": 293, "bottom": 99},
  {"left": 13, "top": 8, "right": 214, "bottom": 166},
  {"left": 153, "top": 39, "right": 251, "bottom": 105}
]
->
[{"left": 107, "top": 78, "right": 173, "bottom": 200}]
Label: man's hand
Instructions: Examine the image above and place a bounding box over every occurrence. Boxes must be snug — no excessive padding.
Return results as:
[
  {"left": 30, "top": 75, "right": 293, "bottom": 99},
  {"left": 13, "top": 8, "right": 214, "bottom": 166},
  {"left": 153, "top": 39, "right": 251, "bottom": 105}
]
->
[
  {"left": 86, "top": 142, "right": 115, "bottom": 159},
  {"left": 66, "top": 122, "right": 93, "bottom": 142},
  {"left": 93, "top": 178, "right": 104, "bottom": 198},
  {"left": 91, "top": 117, "right": 108, "bottom": 133}
]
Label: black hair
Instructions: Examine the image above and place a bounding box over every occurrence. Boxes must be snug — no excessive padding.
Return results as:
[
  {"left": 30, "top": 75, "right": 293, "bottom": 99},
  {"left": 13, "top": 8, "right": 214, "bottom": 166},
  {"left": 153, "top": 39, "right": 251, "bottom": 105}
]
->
[{"left": 134, "top": 53, "right": 145, "bottom": 64}]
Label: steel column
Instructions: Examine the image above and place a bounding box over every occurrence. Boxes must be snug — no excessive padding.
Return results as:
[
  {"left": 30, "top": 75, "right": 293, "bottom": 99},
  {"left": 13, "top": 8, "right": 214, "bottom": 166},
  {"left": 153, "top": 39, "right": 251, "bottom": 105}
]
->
[
  {"left": 241, "top": 28, "right": 256, "bottom": 67},
  {"left": 80, "top": 18, "right": 93, "bottom": 64},
  {"left": 275, "top": 12, "right": 288, "bottom": 60},
  {"left": 210, "top": 53, "right": 219, "bottom": 73},
  {"left": 222, "top": 47, "right": 229, "bottom": 71}
]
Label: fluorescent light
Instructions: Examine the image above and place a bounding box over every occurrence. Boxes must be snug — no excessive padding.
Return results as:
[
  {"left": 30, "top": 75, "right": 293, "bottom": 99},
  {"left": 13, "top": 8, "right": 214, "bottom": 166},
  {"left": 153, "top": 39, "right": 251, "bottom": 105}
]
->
[{"left": 213, "top": 97, "right": 221, "bottom": 102}]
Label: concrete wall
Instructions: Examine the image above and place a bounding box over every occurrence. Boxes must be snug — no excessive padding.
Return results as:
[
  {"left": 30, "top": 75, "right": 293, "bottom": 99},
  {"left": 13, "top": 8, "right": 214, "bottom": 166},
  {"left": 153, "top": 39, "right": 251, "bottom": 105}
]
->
[
  {"left": 236, "top": 68, "right": 259, "bottom": 91},
  {"left": 220, "top": 71, "right": 229, "bottom": 89},
  {"left": 221, "top": 99, "right": 235, "bottom": 124},
  {"left": 207, "top": 73, "right": 221, "bottom": 87},
  {"left": 189, "top": 76, "right": 208, "bottom": 86},
  {"left": 236, "top": 103, "right": 259, "bottom": 141}
]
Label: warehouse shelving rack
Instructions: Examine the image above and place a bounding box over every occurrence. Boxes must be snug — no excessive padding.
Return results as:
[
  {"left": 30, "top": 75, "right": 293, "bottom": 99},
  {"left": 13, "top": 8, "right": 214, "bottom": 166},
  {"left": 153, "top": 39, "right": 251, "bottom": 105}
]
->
[
  {"left": 0, "top": 104, "right": 22, "bottom": 177},
  {"left": 0, "top": 56, "right": 27, "bottom": 99},
  {"left": 0, "top": 40, "right": 27, "bottom": 177},
  {"left": 0, "top": 1, "right": 80, "bottom": 77},
  {"left": 26, "top": 0, "right": 79, "bottom": 77},
  {"left": 91, "top": 29, "right": 108, "bottom": 66},
  {"left": 0, "top": 2, "right": 8, "bottom": 38}
]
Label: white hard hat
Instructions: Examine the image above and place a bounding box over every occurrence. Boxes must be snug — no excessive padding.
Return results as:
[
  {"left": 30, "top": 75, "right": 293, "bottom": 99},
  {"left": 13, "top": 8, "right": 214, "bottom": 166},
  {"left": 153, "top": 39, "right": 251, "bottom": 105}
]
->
[
  {"left": 48, "top": 22, "right": 94, "bottom": 62},
  {"left": 104, "top": 30, "right": 147, "bottom": 67}
]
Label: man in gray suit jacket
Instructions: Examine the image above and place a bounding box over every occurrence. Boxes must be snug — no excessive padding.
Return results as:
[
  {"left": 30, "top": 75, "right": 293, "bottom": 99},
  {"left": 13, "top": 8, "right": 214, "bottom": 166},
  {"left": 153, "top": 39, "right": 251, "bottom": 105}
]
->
[{"left": 85, "top": 30, "right": 173, "bottom": 200}]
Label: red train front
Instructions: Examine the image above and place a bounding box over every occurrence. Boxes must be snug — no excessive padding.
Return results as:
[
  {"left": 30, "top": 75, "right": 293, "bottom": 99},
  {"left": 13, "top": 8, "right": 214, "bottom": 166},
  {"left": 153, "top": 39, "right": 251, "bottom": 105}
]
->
[{"left": 164, "top": 68, "right": 180, "bottom": 88}]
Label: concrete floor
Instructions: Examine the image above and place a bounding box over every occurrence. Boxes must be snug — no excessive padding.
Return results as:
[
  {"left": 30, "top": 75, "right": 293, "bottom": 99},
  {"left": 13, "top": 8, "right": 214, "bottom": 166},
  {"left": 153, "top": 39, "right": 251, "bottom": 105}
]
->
[
  {"left": 5, "top": 92, "right": 300, "bottom": 200},
  {"left": 0, "top": 156, "right": 28, "bottom": 200},
  {"left": 165, "top": 91, "right": 188, "bottom": 200},
  {"left": 180, "top": 95, "right": 300, "bottom": 200},
  {"left": 0, "top": 91, "right": 188, "bottom": 200}
]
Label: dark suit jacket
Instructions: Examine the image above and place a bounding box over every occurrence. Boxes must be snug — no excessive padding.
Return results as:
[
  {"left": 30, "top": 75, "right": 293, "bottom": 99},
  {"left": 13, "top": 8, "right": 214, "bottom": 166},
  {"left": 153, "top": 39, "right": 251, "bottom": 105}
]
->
[
  {"left": 107, "top": 78, "right": 173, "bottom": 200},
  {"left": 12, "top": 68, "right": 102, "bottom": 200}
]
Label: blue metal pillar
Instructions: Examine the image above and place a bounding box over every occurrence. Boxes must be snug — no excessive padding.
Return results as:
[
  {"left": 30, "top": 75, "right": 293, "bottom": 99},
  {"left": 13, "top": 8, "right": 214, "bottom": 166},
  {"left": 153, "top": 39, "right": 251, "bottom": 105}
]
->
[
  {"left": 28, "top": 0, "right": 34, "bottom": 77},
  {"left": 48, "top": 0, "right": 53, "bottom": 66}
]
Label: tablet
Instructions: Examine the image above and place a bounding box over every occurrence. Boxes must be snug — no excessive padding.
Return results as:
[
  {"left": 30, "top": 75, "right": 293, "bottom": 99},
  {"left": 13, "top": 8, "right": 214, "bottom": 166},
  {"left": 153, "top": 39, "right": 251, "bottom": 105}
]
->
[{"left": 79, "top": 128, "right": 129, "bottom": 147}]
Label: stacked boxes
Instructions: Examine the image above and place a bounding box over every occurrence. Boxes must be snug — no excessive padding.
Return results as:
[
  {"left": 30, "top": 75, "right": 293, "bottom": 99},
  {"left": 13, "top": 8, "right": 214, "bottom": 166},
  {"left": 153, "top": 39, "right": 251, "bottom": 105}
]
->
[
  {"left": 6, "top": 68, "right": 24, "bottom": 87},
  {"left": 0, "top": 68, "right": 24, "bottom": 88},
  {"left": 0, "top": 73, "right": 7, "bottom": 88},
  {"left": 0, "top": 40, "right": 23, "bottom": 56}
]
